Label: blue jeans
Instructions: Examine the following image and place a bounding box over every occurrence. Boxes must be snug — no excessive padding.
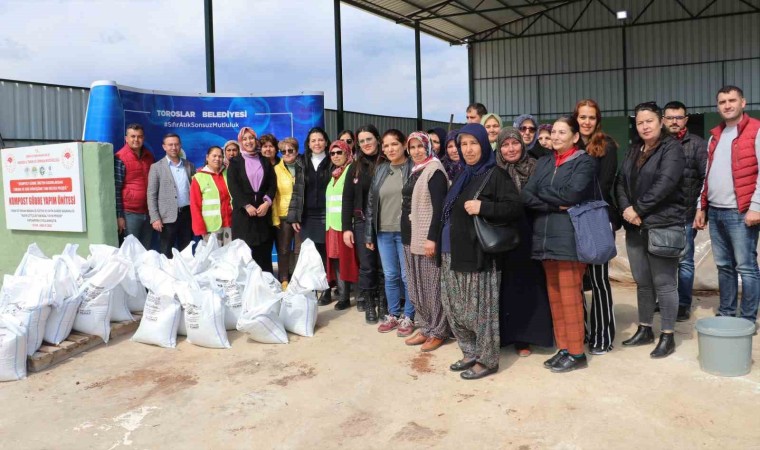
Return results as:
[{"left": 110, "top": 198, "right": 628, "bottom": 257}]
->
[
  {"left": 678, "top": 225, "right": 697, "bottom": 308},
  {"left": 376, "top": 231, "right": 412, "bottom": 319},
  {"left": 124, "top": 211, "right": 153, "bottom": 250},
  {"left": 708, "top": 207, "right": 760, "bottom": 322}
]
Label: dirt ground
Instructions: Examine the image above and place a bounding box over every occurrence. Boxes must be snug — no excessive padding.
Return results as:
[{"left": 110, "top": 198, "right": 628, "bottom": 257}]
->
[{"left": 1, "top": 284, "right": 759, "bottom": 450}]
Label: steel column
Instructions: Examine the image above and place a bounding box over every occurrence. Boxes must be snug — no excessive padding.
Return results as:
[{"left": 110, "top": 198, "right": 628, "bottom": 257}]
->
[
  {"left": 468, "top": 44, "right": 475, "bottom": 104},
  {"left": 415, "top": 21, "right": 423, "bottom": 130},
  {"left": 334, "top": 0, "right": 345, "bottom": 133},
  {"left": 204, "top": 0, "right": 215, "bottom": 93}
]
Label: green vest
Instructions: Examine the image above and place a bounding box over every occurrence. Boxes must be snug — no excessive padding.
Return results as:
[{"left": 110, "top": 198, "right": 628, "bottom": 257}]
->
[
  {"left": 194, "top": 171, "right": 229, "bottom": 233},
  {"left": 325, "top": 163, "right": 351, "bottom": 231}
]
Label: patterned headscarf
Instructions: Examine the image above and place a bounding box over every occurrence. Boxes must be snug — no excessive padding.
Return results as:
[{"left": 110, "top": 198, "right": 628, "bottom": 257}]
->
[
  {"left": 407, "top": 131, "right": 436, "bottom": 174},
  {"left": 495, "top": 126, "right": 537, "bottom": 193},
  {"left": 442, "top": 129, "right": 463, "bottom": 180},
  {"left": 329, "top": 140, "right": 354, "bottom": 182},
  {"left": 442, "top": 123, "right": 495, "bottom": 225}
]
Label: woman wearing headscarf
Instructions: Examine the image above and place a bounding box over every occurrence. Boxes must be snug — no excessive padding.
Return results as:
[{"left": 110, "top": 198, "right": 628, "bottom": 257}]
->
[
  {"left": 426, "top": 127, "right": 448, "bottom": 159},
  {"left": 365, "top": 129, "right": 414, "bottom": 336},
  {"left": 481, "top": 113, "right": 503, "bottom": 151},
  {"left": 190, "top": 146, "right": 233, "bottom": 247},
  {"left": 442, "top": 130, "right": 464, "bottom": 182},
  {"left": 343, "top": 124, "right": 386, "bottom": 322},
  {"left": 495, "top": 127, "right": 554, "bottom": 357},
  {"left": 287, "top": 127, "right": 334, "bottom": 304},
  {"left": 325, "top": 140, "right": 359, "bottom": 310},
  {"left": 223, "top": 140, "right": 240, "bottom": 167},
  {"left": 227, "top": 127, "right": 277, "bottom": 272},
  {"left": 401, "top": 132, "right": 450, "bottom": 352},
  {"left": 521, "top": 116, "right": 595, "bottom": 373},
  {"left": 514, "top": 114, "right": 551, "bottom": 159},
  {"left": 272, "top": 137, "right": 302, "bottom": 290},
  {"left": 438, "top": 123, "right": 524, "bottom": 380}
]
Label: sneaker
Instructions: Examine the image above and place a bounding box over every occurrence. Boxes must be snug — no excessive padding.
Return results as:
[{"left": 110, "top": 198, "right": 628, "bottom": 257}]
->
[
  {"left": 377, "top": 315, "right": 399, "bottom": 333},
  {"left": 676, "top": 305, "right": 691, "bottom": 322},
  {"left": 588, "top": 345, "right": 612, "bottom": 355},
  {"left": 396, "top": 316, "right": 415, "bottom": 337}
]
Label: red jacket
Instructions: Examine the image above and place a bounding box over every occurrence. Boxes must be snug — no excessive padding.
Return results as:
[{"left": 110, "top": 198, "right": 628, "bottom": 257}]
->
[
  {"left": 190, "top": 166, "right": 233, "bottom": 236},
  {"left": 701, "top": 114, "right": 760, "bottom": 213},
  {"left": 115, "top": 144, "right": 154, "bottom": 214}
]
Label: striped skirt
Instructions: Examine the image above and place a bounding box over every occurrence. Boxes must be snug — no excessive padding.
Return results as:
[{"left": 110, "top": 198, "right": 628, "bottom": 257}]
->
[
  {"left": 403, "top": 245, "right": 450, "bottom": 339},
  {"left": 440, "top": 253, "right": 501, "bottom": 369}
]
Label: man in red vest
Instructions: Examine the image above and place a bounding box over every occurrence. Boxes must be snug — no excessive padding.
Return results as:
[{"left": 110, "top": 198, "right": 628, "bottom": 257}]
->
[
  {"left": 695, "top": 86, "right": 760, "bottom": 324},
  {"left": 114, "top": 123, "right": 155, "bottom": 249}
]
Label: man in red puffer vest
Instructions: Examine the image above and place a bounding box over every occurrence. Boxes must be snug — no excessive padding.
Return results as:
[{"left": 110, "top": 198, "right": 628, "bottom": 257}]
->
[
  {"left": 695, "top": 86, "right": 760, "bottom": 324},
  {"left": 114, "top": 123, "right": 155, "bottom": 249}
]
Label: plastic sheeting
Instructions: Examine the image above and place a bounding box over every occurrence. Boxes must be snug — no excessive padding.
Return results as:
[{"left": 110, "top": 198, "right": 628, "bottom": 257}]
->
[{"left": 609, "top": 229, "right": 724, "bottom": 291}]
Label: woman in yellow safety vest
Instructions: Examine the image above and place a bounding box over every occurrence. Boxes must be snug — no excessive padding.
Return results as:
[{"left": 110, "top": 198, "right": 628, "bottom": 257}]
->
[
  {"left": 325, "top": 140, "right": 359, "bottom": 310},
  {"left": 190, "top": 146, "right": 233, "bottom": 246}
]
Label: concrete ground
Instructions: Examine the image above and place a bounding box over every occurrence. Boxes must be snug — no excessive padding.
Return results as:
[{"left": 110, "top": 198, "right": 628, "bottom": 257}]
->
[{"left": 1, "top": 284, "right": 759, "bottom": 450}]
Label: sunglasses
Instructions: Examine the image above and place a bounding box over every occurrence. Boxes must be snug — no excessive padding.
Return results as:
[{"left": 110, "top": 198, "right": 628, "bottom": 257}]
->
[
  {"left": 330, "top": 150, "right": 344, "bottom": 156},
  {"left": 341, "top": 139, "right": 354, "bottom": 145},
  {"left": 282, "top": 148, "right": 297, "bottom": 155},
  {"left": 520, "top": 126, "right": 537, "bottom": 133}
]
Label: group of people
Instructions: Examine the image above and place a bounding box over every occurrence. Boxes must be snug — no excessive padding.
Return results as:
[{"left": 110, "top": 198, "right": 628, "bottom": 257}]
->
[{"left": 114, "top": 84, "right": 760, "bottom": 380}]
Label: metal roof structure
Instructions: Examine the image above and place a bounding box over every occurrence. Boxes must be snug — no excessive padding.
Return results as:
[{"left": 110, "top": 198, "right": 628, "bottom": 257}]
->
[{"left": 342, "top": 0, "right": 760, "bottom": 44}]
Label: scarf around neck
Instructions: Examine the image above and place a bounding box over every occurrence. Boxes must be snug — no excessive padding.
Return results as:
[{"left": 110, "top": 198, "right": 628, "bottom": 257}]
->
[
  {"left": 407, "top": 131, "right": 437, "bottom": 174},
  {"left": 329, "top": 140, "right": 354, "bottom": 182},
  {"left": 495, "top": 126, "right": 536, "bottom": 193}
]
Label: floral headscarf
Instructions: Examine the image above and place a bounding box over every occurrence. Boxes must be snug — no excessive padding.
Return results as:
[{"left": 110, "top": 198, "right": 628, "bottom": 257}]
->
[
  {"left": 406, "top": 131, "right": 436, "bottom": 174},
  {"left": 329, "top": 140, "right": 353, "bottom": 182},
  {"left": 495, "top": 126, "right": 536, "bottom": 193}
]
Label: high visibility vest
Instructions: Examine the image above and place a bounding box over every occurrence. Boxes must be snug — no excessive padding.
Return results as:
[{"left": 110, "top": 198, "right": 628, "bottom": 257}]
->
[
  {"left": 325, "top": 163, "right": 351, "bottom": 231},
  {"left": 194, "top": 170, "right": 229, "bottom": 233}
]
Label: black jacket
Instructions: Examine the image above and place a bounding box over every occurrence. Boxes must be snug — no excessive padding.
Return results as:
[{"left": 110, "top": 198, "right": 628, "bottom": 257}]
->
[
  {"left": 615, "top": 135, "right": 687, "bottom": 230},
  {"left": 437, "top": 167, "right": 523, "bottom": 273},
  {"left": 364, "top": 159, "right": 413, "bottom": 244},
  {"left": 528, "top": 143, "right": 552, "bottom": 160},
  {"left": 521, "top": 150, "right": 596, "bottom": 261},
  {"left": 286, "top": 152, "right": 331, "bottom": 224},
  {"left": 341, "top": 155, "right": 377, "bottom": 230},
  {"left": 679, "top": 131, "right": 708, "bottom": 221},
  {"left": 227, "top": 154, "right": 277, "bottom": 247}
]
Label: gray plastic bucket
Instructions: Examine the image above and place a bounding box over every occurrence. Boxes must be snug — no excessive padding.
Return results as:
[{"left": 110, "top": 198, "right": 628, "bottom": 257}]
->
[{"left": 695, "top": 317, "right": 755, "bottom": 377}]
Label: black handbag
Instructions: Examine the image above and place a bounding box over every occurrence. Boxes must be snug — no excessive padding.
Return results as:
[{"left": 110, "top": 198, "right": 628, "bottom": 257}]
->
[
  {"left": 647, "top": 225, "right": 686, "bottom": 258},
  {"left": 472, "top": 169, "right": 520, "bottom": 253}
]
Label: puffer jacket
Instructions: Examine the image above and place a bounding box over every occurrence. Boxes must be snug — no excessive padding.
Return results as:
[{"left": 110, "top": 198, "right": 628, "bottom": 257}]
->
[
  {"left": 364, "top": 159, "right": 413, "bottom": 244},
  {"left": 521, "top": 149, "right": 596, "bottom": 261},
  {"left": 615, "top": 134, "right": 687, "bottom": 230},
  {"left": 679, "top": 131, "right": 708, "bottom": 221}
]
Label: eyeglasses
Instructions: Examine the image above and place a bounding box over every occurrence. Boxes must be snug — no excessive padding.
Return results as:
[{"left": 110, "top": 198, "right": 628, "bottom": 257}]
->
[
  {"left": 330, "top": 150, "right": 344, "bottom": 156},
  {"left": 520, "top": 126, "right": 537, "bottom": 133},
  {"left": 341, "top": 139, "right": 354, "bottom": 145},
  {"left": 663, "top": 115, "right": 686, "bottom": 121},
  {"left": 282, "top": 148, "right": 297, "bottom": 155}
]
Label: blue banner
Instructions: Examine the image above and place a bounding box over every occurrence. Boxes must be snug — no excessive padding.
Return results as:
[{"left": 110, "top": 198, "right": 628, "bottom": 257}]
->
[{"left": 82, "top": 81, "right": 325, "bottom": 167}]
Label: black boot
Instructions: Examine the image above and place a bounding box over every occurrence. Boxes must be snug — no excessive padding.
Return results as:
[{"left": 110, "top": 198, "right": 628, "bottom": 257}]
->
[
  {"left": 650, "top": 332, "right": 675, "bottom": 358},
  {"left": 365, "top": 291, "right": 378, "bottom": 324},
  {"left": 335, "top": 281, "right": 351, "bottom": 310},
  {"left": 318, "top": 288, "right": 332, "bottom": 306},
  {"left": 622, "top": 325, "right": 655, "bottom": 346},
  {"left": 376, "top": 288, "right": 388, "bottom": 319},
  {"left": 356, "top": 290, "right": 368, "bottom": 312},
  {"left": 676, "top": 305, "right": 691, "bottom": 322}
]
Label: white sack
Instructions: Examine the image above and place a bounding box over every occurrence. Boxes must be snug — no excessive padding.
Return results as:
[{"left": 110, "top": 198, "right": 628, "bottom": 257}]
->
[
  {"left": 0, "top": 274, "right": 53, "bottom": 355},
  {"left": 0, "top": 314, "right": 27, "bottom": 382},
  {"left": 278, "top": 292, "right": 318, "bottom": 337},
  {"left": 237, "top": 265, "right": 287, "bottom": 344},
  {"left": 13, "top": 243, "right": 47, "bottom": 276},
  {"left": 44, "top": 292, "right": 83, "bottom": 345},
  {"left": 87, "top": 244, "right": 119, "bottom": 272},
  {"left": 109, "top": 285, "right": 135, "bottom": 322},
  {"left": 131, "top": 289, "right": 181, "bottom": 348},
  {"left": 236, "top": 312, "right": 288, "bottom": 344},
  {"left": 287, "top": 239, "right": 329, "bottom": 293},
  {"left": 177, "top": 286, "right": 230, "bottom": 349},
  {"left": 72, "top": 257, "right": 130, "bottom": 343}
]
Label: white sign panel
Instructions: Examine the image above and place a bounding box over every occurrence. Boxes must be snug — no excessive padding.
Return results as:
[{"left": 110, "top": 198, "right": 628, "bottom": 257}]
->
[{"left": 2, "top": 142, "right": 87, "bottom": 232}]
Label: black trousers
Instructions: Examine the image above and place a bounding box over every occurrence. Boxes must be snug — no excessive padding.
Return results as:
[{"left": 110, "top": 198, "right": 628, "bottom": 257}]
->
[
  {"left": 159, "top": 206, "right": 193, "bottom": 258},
  {"left": 583, "top": 262, "right": 616, "bottom": 350},
  {"left": 353, "top": 220, "right": 382, "bottom": 291},
  {"left": 252, "top": 239, "right": 275, "bottom": 274}
]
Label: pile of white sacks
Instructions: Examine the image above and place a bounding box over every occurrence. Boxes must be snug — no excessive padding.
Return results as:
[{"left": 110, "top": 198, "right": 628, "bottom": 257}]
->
[{"left": 0, "top": 236, "right": 328, "bottom": 382}]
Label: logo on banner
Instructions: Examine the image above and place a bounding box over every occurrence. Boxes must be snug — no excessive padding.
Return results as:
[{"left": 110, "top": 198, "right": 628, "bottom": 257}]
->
[
  {"left": 4, "top": 155, "right": 16, "bottom": 173},
  {"left": 62, "top": 149, "right": 76, "bottom": 169}
]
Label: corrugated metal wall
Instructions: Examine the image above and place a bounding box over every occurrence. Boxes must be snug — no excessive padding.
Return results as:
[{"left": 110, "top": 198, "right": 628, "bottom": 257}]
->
[
  {"left": 0, "top": 79, "right": 461, "bottom": 149},
  {"left": 473, "top": 13, "right": 760, "bottom": 122}
]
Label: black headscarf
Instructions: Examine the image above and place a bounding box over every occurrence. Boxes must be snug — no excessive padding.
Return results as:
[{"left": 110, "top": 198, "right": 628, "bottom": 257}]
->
[{"left": 427, "top": 127, "right": 447, "bottom": 159}]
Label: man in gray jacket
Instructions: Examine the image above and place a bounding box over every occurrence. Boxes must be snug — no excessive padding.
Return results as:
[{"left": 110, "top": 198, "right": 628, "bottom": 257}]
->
[{"left": 147, "top": 133, "right": 196, "bottom": 258}]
